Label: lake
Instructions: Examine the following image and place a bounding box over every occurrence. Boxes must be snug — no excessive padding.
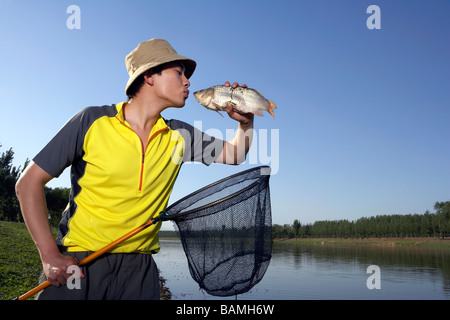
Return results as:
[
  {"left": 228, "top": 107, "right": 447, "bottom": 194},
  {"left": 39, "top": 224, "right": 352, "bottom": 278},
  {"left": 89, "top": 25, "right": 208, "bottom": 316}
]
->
[{"left": 153, "top": 239, "right": 450, "bottom": 300}]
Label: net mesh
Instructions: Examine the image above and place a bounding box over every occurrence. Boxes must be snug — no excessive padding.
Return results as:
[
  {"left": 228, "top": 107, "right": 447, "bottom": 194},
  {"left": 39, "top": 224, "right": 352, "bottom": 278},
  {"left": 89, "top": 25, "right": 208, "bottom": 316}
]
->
[{"left": 161, "top": 166, "right": 272, "bottom": 297}]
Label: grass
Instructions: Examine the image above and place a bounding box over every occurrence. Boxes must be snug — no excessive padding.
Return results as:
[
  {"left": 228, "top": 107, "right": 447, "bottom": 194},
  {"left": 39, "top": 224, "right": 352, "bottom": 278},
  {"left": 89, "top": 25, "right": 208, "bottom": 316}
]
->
[
  {"left": 0, "top": 221, "right": 172, "bottom": 300},
  {"left": 0, "top": 221, "right": 45, "bottom": 300}
]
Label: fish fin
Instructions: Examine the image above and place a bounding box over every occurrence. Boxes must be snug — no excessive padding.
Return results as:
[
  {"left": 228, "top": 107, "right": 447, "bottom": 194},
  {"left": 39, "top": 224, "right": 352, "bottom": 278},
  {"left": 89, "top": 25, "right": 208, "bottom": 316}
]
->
[
  {"left": 253, "top": 109, "right": 264, "bottom": 117},
  {"left": 269, "top": 100, "right": 277, "bottom": 109},
  {"left": 208, "top": 102, "right": 225, "bottom": 117},
  {"left": 268, "top": 100, "right": 277, "bottom": 119},
  {"left": 211, "top": 102, "right": 223, "bottom": 109}
]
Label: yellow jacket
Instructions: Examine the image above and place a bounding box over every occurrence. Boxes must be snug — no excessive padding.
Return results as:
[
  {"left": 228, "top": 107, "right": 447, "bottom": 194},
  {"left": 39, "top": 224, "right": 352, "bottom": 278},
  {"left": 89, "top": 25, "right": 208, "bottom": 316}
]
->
[{"left": 34, "top": 102, "right": 223, "bottom": 254}]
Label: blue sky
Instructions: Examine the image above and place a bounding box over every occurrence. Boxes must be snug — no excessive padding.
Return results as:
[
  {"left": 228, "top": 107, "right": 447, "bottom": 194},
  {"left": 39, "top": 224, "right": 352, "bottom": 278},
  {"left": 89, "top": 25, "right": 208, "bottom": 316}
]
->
[{"left": 0, "top": 0, "right": 449, "bottom": 228}]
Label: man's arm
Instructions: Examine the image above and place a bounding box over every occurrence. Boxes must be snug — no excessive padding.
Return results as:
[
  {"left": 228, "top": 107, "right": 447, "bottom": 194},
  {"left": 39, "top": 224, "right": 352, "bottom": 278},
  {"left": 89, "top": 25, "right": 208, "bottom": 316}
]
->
[
  {"left": 15, "top": 161, "right": 82, "bottom": 287},
  {"left": 215, "top": 81, "right": 255, "bottom": 165}
]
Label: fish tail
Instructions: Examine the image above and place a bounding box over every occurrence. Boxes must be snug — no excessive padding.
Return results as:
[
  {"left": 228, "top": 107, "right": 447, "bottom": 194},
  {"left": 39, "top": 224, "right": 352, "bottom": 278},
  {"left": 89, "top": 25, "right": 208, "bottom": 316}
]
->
[{"left": 268, "top": 100, "right": 277, "bottom": 119}]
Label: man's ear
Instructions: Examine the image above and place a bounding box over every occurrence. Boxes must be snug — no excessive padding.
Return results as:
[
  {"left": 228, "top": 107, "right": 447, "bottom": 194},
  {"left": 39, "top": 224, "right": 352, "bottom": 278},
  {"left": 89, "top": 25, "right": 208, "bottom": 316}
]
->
[{"left": 143, "top": 70, "right": 154, "bottom": 86}]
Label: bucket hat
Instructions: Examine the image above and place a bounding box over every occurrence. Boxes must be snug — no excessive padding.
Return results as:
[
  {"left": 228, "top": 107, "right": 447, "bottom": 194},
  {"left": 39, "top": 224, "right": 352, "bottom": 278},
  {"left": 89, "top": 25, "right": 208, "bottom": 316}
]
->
[{"left": 125, "top": 38, "right": 196, "bottom": 96}]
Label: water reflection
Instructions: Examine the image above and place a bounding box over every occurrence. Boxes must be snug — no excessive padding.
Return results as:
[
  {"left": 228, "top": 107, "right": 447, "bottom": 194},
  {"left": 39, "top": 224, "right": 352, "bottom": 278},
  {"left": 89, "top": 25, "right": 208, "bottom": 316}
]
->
[{"left": 154, "top": 240, "right": 450, "bottom": 300}]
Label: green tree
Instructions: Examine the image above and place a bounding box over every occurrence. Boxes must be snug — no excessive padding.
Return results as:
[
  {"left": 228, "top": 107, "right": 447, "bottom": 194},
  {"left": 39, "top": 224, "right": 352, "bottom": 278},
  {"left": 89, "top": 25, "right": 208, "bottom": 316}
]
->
[
  {"left": 0, "top": 145, "right": 29, "bottom": 221},
  {"left": 434, "top": 201, "right": 450, "bottom": 238},
  {"left": 293, "top": 219, "right": 301, "bottom": 239},
  {"left": 45, "top": 186, "right": 71, "bottom": 227},
  {"left": 0, "top": 144, "right": 70, "bottom": 226}
]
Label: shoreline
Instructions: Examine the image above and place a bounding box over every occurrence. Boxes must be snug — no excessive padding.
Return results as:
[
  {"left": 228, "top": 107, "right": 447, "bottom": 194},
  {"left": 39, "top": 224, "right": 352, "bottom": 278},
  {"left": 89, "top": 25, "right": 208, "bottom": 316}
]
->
[
  {"left": 273, "top": 237, "right": 450, "bottom": 249},
  {"left": 159, "top": 275, "right": 171, "bottom": 300}
]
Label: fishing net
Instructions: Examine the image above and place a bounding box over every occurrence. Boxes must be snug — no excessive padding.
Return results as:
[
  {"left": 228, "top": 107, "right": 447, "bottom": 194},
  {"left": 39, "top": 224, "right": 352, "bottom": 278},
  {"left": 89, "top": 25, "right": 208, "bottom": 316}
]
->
[{"left": 160, "top": 166, "right": 272, "bottom": 297}]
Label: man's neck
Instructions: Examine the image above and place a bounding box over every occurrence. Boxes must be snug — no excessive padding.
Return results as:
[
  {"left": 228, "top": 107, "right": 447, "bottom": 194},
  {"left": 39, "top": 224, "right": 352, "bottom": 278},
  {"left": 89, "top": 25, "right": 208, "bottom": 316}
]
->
[{"left": 124, "top": 94, "right": 163, "bottom": 147}]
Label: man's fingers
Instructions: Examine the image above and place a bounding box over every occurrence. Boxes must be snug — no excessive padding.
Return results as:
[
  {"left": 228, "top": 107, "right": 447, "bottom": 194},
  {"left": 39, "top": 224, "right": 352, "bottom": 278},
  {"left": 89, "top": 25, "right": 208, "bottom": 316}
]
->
[{"left": 224, "top": 81, "right": 247, "bottom": 88}]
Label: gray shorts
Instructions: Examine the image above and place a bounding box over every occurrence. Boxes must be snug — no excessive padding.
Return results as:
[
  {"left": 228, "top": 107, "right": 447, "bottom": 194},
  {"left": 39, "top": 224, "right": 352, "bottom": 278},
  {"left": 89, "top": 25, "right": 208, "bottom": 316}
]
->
[{"left": 36, "top": 251, "right": 160, "bottom": 300}]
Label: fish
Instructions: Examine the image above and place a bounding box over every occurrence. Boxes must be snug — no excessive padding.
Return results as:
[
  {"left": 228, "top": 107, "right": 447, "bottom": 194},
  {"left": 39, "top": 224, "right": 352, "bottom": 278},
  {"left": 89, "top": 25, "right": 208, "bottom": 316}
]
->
[{"left": 193, "top": 85, "right": 277, "bottom": 119}]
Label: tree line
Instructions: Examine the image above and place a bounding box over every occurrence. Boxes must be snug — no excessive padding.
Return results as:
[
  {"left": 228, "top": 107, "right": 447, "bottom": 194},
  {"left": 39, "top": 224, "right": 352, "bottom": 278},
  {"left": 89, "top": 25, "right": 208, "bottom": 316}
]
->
[
  {"left": 0, "top": 144, "right": 69, "bottom": 227},
  {"left": 274, "top": 201, "right": 450, "bottom": 239}
]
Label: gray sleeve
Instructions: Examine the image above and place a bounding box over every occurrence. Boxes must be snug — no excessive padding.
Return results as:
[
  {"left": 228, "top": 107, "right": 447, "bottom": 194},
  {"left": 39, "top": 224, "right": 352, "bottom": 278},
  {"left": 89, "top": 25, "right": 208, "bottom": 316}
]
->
[
  {"left": 165, "top": 119, "right": 224, "bottom": 165},
  {"left": 33, "top": 106, "right": 114, "bottom": 177}
]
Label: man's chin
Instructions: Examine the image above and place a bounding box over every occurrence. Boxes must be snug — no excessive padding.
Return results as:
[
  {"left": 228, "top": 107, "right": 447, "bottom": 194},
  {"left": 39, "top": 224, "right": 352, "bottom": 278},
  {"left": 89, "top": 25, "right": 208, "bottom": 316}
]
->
[{"left": 169, "top": 103, "right": 185, "bottom": 109}]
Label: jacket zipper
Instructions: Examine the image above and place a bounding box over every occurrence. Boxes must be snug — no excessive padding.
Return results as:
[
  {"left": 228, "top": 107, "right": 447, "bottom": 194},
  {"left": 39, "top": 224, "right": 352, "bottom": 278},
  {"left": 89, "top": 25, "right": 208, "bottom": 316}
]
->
[
  {"left": 116, "top": 115, "right": 168, "bottom": 192},
  {"left": 138, "top": 127, "right": 168, "bottom": 191},
  {"left": 138, "top": 140, "right": 145, "bottom": 192}
]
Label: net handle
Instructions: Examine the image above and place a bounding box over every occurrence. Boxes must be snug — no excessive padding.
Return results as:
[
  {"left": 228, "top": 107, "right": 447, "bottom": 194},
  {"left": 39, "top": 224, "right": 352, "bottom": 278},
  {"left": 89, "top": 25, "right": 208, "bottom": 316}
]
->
[{"left": 16, "top": 216, "right": 161, "bottom": 300}]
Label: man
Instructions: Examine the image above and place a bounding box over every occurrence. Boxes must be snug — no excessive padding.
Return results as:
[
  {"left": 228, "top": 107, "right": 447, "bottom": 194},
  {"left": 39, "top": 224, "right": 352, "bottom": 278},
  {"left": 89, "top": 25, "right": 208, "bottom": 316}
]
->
[{"left": 15, "top": 38, "right": 254, "bottom": 300}]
